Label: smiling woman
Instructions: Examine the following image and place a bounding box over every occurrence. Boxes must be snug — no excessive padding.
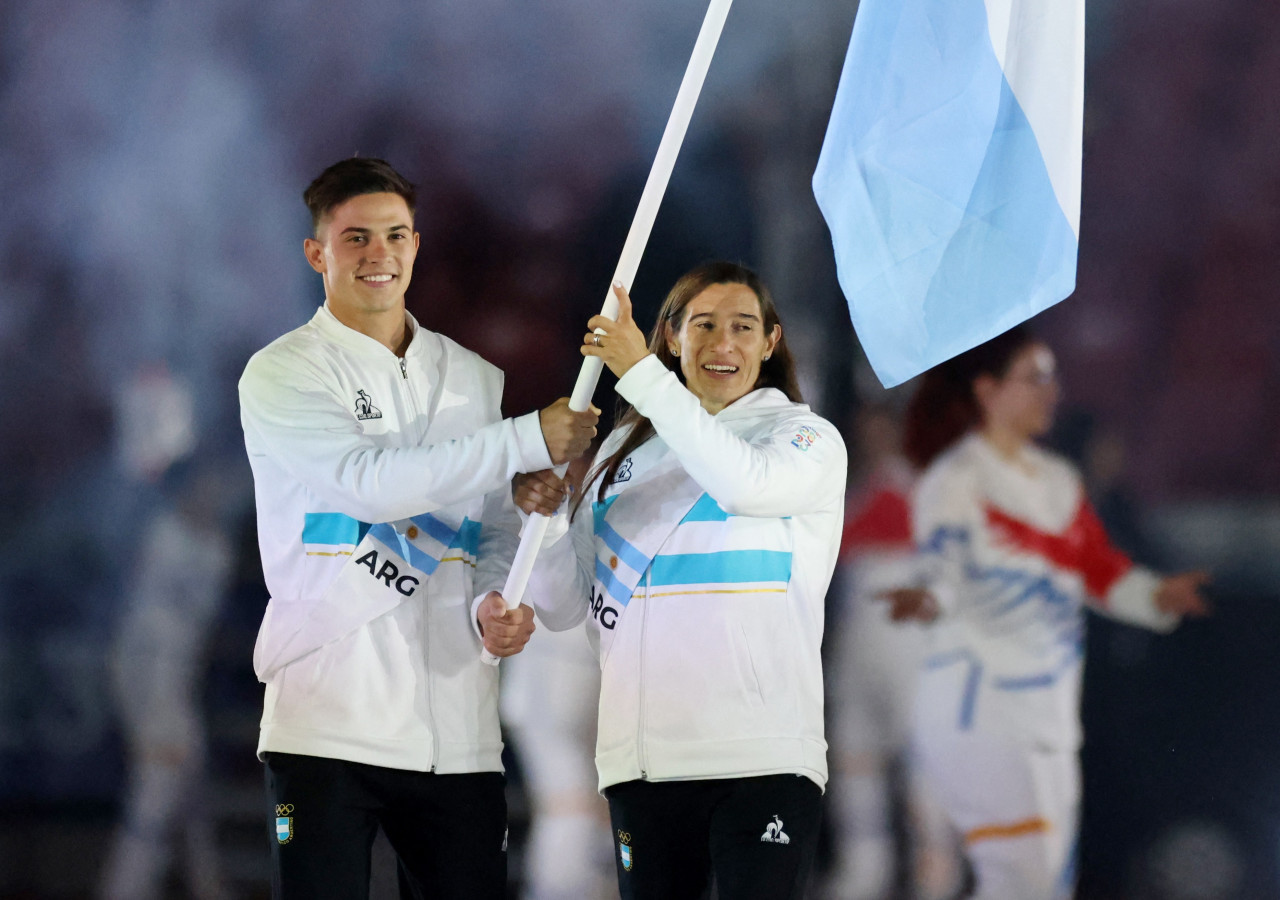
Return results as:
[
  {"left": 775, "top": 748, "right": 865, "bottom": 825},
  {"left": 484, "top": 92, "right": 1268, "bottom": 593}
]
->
[
  {"left": 578, "top": 262, "right": 802, "bottom": 489},
  {"left": 666, "top": 281, "right": 781, "bottom": 414},
  {"left": 520, "top": 261, "right": 846, "bottom": 900}
]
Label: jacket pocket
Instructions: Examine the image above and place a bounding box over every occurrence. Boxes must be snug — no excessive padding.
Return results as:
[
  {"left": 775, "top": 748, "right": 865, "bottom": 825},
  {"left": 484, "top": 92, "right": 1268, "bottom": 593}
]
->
[{"left": 641, "top": 591, "right": 797, "bottom": 744}]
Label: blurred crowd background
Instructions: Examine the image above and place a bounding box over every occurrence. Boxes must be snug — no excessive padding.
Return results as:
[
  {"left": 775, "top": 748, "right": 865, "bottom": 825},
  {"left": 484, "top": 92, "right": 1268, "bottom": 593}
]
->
[{"left": 1, "top": 0, "right": 1277, "bottom": 897}]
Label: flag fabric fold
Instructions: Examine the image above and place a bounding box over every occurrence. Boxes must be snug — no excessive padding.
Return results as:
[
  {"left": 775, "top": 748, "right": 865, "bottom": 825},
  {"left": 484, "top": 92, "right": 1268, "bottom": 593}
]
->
[{"left": 813, "top": 0, "right": 1084, "bottom": 388}]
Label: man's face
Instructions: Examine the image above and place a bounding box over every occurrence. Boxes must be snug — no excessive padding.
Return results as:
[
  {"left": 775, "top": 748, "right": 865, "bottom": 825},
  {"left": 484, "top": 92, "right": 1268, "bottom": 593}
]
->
[{"left": 304, "top": 192, "right": 419, "bottom": 321}]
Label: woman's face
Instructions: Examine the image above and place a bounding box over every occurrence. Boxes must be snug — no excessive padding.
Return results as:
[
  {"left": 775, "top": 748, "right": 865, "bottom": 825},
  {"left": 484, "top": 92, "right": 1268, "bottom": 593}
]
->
[
  {"left": 978, "top": 342, "right": 1061, "bottom": 440},
  {"left": 667, "top": 282, "right": 781, "bottom": 414}
]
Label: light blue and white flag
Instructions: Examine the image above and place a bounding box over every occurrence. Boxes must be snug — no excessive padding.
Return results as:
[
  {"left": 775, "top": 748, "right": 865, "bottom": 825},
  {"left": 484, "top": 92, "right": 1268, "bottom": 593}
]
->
[{"left": 813, "top": 0, "right": 1084, "bottom": 387}]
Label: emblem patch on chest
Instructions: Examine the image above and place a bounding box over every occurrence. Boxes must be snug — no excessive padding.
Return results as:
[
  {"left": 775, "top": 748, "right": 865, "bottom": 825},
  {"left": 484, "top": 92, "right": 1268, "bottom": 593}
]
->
[{"left": 354, "top": 389, "right": 383, "bottom": 421}]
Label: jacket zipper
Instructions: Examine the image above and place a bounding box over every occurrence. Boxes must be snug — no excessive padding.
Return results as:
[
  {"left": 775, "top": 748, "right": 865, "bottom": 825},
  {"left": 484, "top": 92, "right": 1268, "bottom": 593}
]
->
[
  {"left": 397, "top": 352, "right": 436, "bottom": 770},
  {"left": 637, "top": 569, "right": 651, "bottom": 780},
  {"left": 425, "top": 616, "right": 437, "bottom": 772}
]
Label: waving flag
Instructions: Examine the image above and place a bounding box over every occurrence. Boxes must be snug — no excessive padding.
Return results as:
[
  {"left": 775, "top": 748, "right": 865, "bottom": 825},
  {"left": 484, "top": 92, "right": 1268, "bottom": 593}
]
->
[{"left": 813, "top": 0, "right": 1084, "bottom": 387}]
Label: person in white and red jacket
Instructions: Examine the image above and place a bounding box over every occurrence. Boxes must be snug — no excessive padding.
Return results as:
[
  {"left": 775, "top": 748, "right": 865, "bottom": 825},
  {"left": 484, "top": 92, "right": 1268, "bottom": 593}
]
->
[
  {"left": 823, "top": 406, "right": 962, "bottom": 900},
  {"left": 885, "top": 325, "right": 1210, "bottom": 900},
  {"left": 238, "top": 157, "right": 597, "bottom": 900},
  {"left": 517, "top": 262, "right": 846, "bottom": 900}
]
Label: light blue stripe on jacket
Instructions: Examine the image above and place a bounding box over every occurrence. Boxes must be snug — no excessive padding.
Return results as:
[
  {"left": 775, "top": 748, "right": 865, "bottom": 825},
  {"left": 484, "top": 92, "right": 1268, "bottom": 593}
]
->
[
  {"left": 925, "top": 649, "right": 984, "bottom": 730},
  {"left": 681, "top": 493, "right": 731, "bottom": 522},
  {"left": 302, "top": 512, "right": 370, "bottom": 546},
  {"left": 456, "top": 518, "right": 481, "bottom": 556},
  {"left": 649, "top": 550, "right": 792, "bottom": 588}
]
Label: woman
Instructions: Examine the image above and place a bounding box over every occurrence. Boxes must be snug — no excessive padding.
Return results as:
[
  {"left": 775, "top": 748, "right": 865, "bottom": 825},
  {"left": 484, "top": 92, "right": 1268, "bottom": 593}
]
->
[
  {"left": 889, "top": 326, "right": 1209, "bottom": 900},
  {"left": 518, "top": 262, "right": 846, "bottom": 900}
]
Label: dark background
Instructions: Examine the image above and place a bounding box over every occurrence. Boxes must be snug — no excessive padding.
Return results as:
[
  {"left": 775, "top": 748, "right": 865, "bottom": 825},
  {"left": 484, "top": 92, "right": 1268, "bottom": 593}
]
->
[{"left": 1, "top": 0, "right": 1277, "bottom": 897}]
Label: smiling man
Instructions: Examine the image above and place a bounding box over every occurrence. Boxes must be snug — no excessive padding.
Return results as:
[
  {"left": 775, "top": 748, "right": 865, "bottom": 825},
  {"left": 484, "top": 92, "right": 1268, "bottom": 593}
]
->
[{"left": 237, "top": 157, "right": 598, "bottom": 899}]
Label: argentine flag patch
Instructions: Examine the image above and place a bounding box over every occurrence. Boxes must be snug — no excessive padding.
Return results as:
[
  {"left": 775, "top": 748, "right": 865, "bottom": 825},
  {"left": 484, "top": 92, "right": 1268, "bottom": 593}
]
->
[
  {"left": 618, "top": 830, "right": 633, "bottom": 871},
  {"left": 276, "top": 803, "right": 294, "bottom": 844}
]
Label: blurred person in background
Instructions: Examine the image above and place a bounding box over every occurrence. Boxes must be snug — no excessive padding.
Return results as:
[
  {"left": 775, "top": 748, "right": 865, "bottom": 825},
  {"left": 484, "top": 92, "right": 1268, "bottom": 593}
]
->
[
  {"left": 501, "top": 621, "right": 616, "bottom": 900},
  {"left": 885, "top": 325, "right": 1210, "bottom": 900},
  {"left": 237, "top": 157, "right": 598, "bottom": 900},
  {"left": 822, "top": 405, "right": 962, "bottom": 900},
  {"left": 517, "top": 263, "right": 846, "bottom": 900},
  {"left": 99, "top": 365, "right": 240, "bottom": 900},
  {"left": 99, "top": 450, "right": 241, "bottom": 900},
  {"left": 500, "top": 456, "right": 617, "bottom": 900}
]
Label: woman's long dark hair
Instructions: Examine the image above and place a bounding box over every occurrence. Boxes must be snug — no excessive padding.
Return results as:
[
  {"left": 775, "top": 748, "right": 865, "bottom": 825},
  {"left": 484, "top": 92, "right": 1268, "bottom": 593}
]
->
[
  {"left": 571, "top": 261, "right": 802, "bottom": 518},
  {"left": 902, "top": 325, "right": 1039, "bottom": 470}
]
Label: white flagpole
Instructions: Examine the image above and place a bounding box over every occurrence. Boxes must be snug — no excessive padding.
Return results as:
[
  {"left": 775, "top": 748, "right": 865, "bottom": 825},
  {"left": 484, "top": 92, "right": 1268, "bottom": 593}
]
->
[{"left": 482, "top": 0, "right": 736, "bottom": 665}]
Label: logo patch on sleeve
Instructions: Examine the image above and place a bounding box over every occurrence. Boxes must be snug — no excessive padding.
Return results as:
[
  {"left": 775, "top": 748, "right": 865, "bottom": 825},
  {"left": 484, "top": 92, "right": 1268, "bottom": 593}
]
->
[{"left": 790, "top": 426, "right": 819, "bottom": 451}]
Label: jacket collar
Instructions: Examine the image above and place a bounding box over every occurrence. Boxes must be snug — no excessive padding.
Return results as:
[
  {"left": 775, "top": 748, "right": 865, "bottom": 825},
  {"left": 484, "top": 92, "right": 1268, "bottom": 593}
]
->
[
  {"left": 311, "top": 302, "right": 427, "bottom": 360},
  {"left": 712, "top": 386, "right": 806, "bottom": 422}
]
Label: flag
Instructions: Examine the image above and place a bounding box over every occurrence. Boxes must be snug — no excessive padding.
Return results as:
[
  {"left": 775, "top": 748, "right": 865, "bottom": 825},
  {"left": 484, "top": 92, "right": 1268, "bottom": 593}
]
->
[{"left": 813, "top": 0, "right": 1084, "bottom": 387}]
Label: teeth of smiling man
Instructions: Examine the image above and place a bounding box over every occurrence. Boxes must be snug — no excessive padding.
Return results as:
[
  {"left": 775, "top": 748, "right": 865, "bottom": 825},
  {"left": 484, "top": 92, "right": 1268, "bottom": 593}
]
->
[
  {"left": 361, "top": 274, "right": 394, "bottom": 283},
  {"left": 703, "top": 364, "right": 738, "bottom": 372}
]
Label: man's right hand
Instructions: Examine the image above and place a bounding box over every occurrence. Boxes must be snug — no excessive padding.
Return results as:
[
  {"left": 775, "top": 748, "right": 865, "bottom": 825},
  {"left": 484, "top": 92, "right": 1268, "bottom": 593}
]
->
[{"left": 538, "top": 398, "right": 599, "bottom": 465}]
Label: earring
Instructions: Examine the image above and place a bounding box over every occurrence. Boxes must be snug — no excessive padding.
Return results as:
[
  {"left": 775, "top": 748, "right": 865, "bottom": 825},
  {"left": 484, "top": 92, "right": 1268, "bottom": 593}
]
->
[
  {"left": 671, "top": 349, "right": 680, "bottom": 357},
  {"left": 763, "top": 354, "right": 771, "bottom": 361}
]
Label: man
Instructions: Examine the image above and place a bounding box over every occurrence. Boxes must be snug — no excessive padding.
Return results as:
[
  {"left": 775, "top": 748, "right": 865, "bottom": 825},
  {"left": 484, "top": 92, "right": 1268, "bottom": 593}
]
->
[{"left": 238, "top": 157, "right": 597, "bottom": 899}]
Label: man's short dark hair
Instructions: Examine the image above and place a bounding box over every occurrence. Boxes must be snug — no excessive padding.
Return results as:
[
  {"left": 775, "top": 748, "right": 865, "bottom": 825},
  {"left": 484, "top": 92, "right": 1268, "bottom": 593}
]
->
[{"left": 303, "top": 157, "right": 417, "bottom": 235}]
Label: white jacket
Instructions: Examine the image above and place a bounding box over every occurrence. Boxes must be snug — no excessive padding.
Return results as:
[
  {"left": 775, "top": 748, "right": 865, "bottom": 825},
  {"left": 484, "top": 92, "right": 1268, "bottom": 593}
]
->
[
  {"left": 911, "top": 433, "right": 1176, "bottom": 751},
  {"left": 238, "top": 303, "right": 552, "bottom": 773},
  {"left": 527, "top": 355, "right": 846, "bottom": 792}
]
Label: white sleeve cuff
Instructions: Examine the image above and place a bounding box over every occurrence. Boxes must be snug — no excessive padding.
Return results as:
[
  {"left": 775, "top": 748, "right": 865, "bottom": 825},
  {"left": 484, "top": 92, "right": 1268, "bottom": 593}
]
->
[
  {"left": 1104, "top": 567, "right": 1178, "bottom": 633},
  {"left": 470, "top": 592, "right": 491, "bottom": 641},
  {"left": 614, "top": 354, "right": 669, "bottom": 410},
  {"left": 513, "top": 411, "right": 555, "bottom": 472}
]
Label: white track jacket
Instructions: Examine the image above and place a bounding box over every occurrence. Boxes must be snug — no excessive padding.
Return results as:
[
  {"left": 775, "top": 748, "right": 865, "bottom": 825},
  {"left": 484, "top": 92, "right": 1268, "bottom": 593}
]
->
[
  {"left": 238, "top": 303, "right": 552, "bottom": 772},
  {"left": 911, "top": 433, "right": 1177, "bottom": 751},
  {"left": 527, "top": 355, "right": 846, "bottom": 792}
]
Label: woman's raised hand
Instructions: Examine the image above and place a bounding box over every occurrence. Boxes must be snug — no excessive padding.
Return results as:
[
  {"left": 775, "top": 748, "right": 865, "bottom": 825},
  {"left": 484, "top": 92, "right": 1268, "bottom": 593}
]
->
[{"left": 582, "top": 282, "right": 651, "bottom": 378}]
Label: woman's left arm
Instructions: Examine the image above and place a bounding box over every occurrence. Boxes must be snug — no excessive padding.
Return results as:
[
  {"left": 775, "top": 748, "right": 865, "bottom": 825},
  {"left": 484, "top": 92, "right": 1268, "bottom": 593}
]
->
[{"left": 618, "top": 356, "right": 846, "bottom": 516}]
